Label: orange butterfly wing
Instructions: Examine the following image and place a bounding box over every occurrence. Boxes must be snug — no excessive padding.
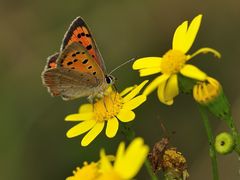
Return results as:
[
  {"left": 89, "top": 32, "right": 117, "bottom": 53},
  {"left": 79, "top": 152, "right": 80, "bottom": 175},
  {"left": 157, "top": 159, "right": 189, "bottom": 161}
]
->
[{"left": 61, "top": 17, "right": 106, "bottom": 72}]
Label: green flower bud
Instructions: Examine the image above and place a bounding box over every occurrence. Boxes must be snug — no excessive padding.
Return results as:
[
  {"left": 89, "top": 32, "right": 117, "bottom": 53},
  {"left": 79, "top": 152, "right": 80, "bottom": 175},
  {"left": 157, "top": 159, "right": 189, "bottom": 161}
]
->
[{"left": 215, "top": 132, "right": 234, "bottom": 155}]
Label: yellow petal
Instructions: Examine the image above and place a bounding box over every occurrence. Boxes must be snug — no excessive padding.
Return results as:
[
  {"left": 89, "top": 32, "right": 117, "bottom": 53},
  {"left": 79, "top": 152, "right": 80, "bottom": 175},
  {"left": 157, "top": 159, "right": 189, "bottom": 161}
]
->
[
  {"left": 115, "top": 142, "right": 125, "bottom": 166},
  {"left": 122, "top": 95, "right": 146, "bottom": 110},
  {"left": 143, "top": 74, "right": 170, "bottom": 96},
  {"left": 120, "top": 86, "right": 135, "bottom": 97},
  {"left": 183, "top": 14, "right": 202, "bottom": 53},
  {"left": 180, "top": 64, "right": 207, "bottom": 81},
  {"left": 123, "top": 80, "right": 148, "bottom": 103},
  {"left": 132, "top": 57, "right": 162, "bottom": 70},
  {"left": 114, "top": 138, "right": 149, "bottom": 179},
  {"left": 172, "top": 20, "right": 188, "bottom": 52},
  {"left": 188, "top": 47, "right": 221, "bottom": 61},
  {"left": 139, "top": 67, "right": 161, "bottom": 77},
  {"left": 65, "top": 112, "right": 94, "bottom": 121},
  {"left": 81, "top": 122, "right": 105, "bottom": 146},
  {"left": 157, "top": 79, "right": 174, "bottom": 105},
  {"left": 106, "top": 117, "right": 119, "bottom": 138},
  {"left": 117, "top": 109, "right": 135, "bottom": 122},
  {"left": 100, "top": 149, "right": 112, "bottom": 171},
  {"left": 66, "top": 120, "right": 96, "bottom": 138},
  {"left": 78, "top": 104, "right": 93, "bottom": 113},
  {"left": 164, "top": 74, "right": 179, "bottom": 102},
  {"left": 173, "top": 14, "right": 202, "bottom": 53}
]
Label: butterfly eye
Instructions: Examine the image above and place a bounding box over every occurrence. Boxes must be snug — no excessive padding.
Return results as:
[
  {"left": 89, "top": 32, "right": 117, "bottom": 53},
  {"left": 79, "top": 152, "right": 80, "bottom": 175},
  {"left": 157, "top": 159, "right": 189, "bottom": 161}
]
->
[{"left": 105, "top": 75, "right": 115, "bottom": 84}]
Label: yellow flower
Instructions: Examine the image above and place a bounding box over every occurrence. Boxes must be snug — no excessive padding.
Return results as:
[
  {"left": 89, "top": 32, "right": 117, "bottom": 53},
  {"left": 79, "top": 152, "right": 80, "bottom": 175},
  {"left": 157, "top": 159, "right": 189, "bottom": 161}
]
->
[
  {"left": 65, "top": 81, "right": 148, "bottom": 146},
  {"left": 66, "top": 162, "right": 99, "bottom": 180},
  {"left": 193, "top": 76, "right": 221, "bottom": 104},
  {"left": 133, "top": 14, "right": 221, "bottom": 105},
  {"left": 98, "top": 137, "right": 149, "bottom": 180},
  {"left": 66, "top": 138, "right": 148, "bottom": 180}
]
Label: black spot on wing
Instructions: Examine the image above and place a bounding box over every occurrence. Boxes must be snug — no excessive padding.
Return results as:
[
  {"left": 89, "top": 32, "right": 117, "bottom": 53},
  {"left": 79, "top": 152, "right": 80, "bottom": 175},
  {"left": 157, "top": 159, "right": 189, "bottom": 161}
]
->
[
  {"left": 82, "top": 59, "right": 88, "bottom": 64},
  {"left": 86, "top": 45, "right": 92, "bottom": 50}
]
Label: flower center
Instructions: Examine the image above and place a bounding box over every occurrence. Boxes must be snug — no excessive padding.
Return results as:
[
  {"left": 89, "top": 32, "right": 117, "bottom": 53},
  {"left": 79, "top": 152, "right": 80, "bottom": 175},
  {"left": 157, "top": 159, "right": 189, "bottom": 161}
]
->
[
  {"left": 94, "top": 91, "right": 123, "bottom": 122},
  {"left": 161, "top": 49, "right": 187, "bottom": 74}
]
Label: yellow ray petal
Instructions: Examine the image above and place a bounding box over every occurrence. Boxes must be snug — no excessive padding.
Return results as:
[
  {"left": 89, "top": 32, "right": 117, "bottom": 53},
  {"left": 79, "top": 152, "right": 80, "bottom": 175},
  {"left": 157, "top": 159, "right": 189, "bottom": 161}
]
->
[
  {"left": 78, "top": 104, "right": 93, "bottom": 113},
  {"left": 114, "top": 138, "right": 149, "bottom": 179},
  {"left": 187, "top": 47, "right": 221, "bottom": 61},
  {"left": 65, "top": 112, "right": 94, "bottom": 121},
  {"left": 117, "top": 109, "right": 135, "bottom": 122},
  {"left": 114, "top": 142, "right": 125, "bottom": 168},
  {"left": 106, "top": 117, "right": 119, "bottom": 138},
  {"left": 132, "top": 57, "right": 162, "bottom": 70},
  {"left": 139, "top": 67, "right": 161, "bottom": 77},
  {"left": 123, "top": 80, "right": 148, "bottom": 103},
  {"left": 122, "top": 95, "right": 146, "bottom": 110},
  {"left": 182, "top": 14, "right": 202, "bottom": 53},
  {"left": 66, "top": 120, "right": 96, "bottom": 138},
  {"left": 180, "top": 64, "right": 207, "bottom": 81},
  {"left": 120, "top": 86, "right": 135, "bottom": 97},
  {"left": 164, "top": 74, "right": 179, "bottom": 102},
  {"left": 157, "top": 79, "right": 174, "bottom": 105},
  {"left": 143, "top": 74, "right": 170, "bottom": 96},
  {"left": 100, "top": 149, "right": 112, "bottom": 171},
  {"left": 172, "top": 20, "right": 188, "bottom": 52},
  {"left": 81, "top": 122, "right": 105, "bottom": 146}
]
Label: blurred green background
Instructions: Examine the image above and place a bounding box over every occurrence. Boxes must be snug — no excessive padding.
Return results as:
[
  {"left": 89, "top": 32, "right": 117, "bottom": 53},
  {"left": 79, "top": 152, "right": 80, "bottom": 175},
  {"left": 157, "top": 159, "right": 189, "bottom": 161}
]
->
[{"left": 1, "top": 0, "right": 240, "bottom": 179}]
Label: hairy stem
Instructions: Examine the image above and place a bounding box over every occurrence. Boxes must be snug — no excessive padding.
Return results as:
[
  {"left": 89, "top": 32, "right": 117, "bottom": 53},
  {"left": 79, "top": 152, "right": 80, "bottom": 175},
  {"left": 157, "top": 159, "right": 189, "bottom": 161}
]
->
[{"left": 198, "top": 105, "right": 219, "bottom": 180}]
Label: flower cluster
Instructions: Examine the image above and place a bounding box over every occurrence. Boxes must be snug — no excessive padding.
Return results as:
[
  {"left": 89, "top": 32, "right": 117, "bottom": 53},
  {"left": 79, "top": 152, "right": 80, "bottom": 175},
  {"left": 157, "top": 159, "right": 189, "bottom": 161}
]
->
[{"left": 60, "top": 14, "right": 240, "bottom": 179}]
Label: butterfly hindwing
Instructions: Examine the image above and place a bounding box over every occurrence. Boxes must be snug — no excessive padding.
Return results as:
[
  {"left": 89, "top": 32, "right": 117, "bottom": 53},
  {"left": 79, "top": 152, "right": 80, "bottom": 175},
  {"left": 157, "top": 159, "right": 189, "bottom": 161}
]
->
[
  {"left": 61, "top": 17, "right": 106, "bottom": 72},
  {"left": 42, "top": 67, "right": 101, "bottom": 100}
]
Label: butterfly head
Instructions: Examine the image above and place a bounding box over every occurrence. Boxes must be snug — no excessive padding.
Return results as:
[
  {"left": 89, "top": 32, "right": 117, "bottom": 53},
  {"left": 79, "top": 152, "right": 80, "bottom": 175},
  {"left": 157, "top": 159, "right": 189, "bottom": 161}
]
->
[{"left": 105, "top": 75, "right": 115, "bottom": 85}]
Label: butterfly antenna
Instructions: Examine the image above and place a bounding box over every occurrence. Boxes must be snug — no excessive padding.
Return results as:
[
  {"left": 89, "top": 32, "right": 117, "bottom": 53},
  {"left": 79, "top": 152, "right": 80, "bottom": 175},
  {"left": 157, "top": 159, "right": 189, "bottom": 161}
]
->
[{"left": 109, "top": 58, "right": 135, "bottom": 75}]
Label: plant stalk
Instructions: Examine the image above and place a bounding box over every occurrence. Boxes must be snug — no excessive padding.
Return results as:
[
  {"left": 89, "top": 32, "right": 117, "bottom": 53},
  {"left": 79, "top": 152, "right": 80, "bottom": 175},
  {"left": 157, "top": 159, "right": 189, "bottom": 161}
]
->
[{"left": 198, "top": 105, "right": 219, "bottom": 180}]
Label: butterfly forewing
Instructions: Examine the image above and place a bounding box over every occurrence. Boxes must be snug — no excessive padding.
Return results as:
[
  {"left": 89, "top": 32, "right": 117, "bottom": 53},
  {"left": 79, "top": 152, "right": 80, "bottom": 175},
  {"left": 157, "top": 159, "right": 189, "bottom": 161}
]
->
[
  {"left": 61, "top": 17, "right": 106, "bottom": 72},
  {"left": 42, "top": 42, "right": 106, "bottom": 100}
]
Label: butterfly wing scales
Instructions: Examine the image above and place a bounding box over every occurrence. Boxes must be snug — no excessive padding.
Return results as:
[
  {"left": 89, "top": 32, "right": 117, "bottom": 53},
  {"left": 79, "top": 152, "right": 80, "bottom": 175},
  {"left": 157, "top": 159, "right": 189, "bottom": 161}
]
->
[{"left": 61, "top": 17, "right": 106, "bottom": 72}]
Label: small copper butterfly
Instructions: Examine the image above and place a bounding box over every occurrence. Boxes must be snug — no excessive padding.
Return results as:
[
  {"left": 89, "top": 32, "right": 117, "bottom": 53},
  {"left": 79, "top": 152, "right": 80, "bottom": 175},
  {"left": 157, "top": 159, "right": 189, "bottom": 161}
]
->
[{"left": 41, "top": 17, "right": 115, "bottom": 101}]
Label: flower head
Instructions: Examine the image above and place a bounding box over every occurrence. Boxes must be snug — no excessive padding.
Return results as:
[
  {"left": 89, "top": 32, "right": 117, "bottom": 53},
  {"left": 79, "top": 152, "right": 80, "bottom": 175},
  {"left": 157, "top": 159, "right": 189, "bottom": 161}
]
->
[
  {"left": 193, "top": 76, "right": 221, "bottom": 104},
  {"left": 65, "top": 81, "right": 148, "bottom": 146},
  {"left": 66, "top": 138, "right": 149, "bottom": 180},
  {"left": 98, "top": 137, "right": 149, "bottom": 180},
  {"left": 133, "top": 14, "right": 220, "bottom": 105},
  {"left": 66, "top": 162, "right": 99, "bottom": 180}
]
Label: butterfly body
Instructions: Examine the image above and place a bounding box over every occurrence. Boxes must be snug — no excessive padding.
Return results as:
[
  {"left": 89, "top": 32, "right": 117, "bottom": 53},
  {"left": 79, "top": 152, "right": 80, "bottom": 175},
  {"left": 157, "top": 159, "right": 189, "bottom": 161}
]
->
[{"left": 42, "top": 17, "right": 115, "bottom": 101}]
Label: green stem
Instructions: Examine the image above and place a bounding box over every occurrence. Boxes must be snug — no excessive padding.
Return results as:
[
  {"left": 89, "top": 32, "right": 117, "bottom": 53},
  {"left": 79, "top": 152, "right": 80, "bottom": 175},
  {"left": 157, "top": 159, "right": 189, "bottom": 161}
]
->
[
  {"left": 121, "top": 124, "right": 158, "bottom": 180},
  {"left": 144, "top": 159, "right": 158, "bottom": 180},
  {"left": 198, "top": 105, "right": 219, "bottom": 180},
  {"left": 225, "top": 116, "right": 240, "bottom": 155}
]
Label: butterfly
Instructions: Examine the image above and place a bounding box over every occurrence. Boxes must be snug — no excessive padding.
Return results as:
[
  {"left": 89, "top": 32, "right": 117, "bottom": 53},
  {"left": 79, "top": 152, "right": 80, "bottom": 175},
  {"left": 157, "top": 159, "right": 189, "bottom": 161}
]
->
[{"left": 41, "top": 17, "right": 115, "bottom": 101}]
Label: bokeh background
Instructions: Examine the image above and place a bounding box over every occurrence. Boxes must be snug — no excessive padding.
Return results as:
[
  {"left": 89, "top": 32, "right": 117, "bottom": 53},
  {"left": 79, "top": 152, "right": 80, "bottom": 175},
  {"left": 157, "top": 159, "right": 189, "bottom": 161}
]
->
[{"left": 1, "top": 0, "right": 240, "bottom": 179}]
